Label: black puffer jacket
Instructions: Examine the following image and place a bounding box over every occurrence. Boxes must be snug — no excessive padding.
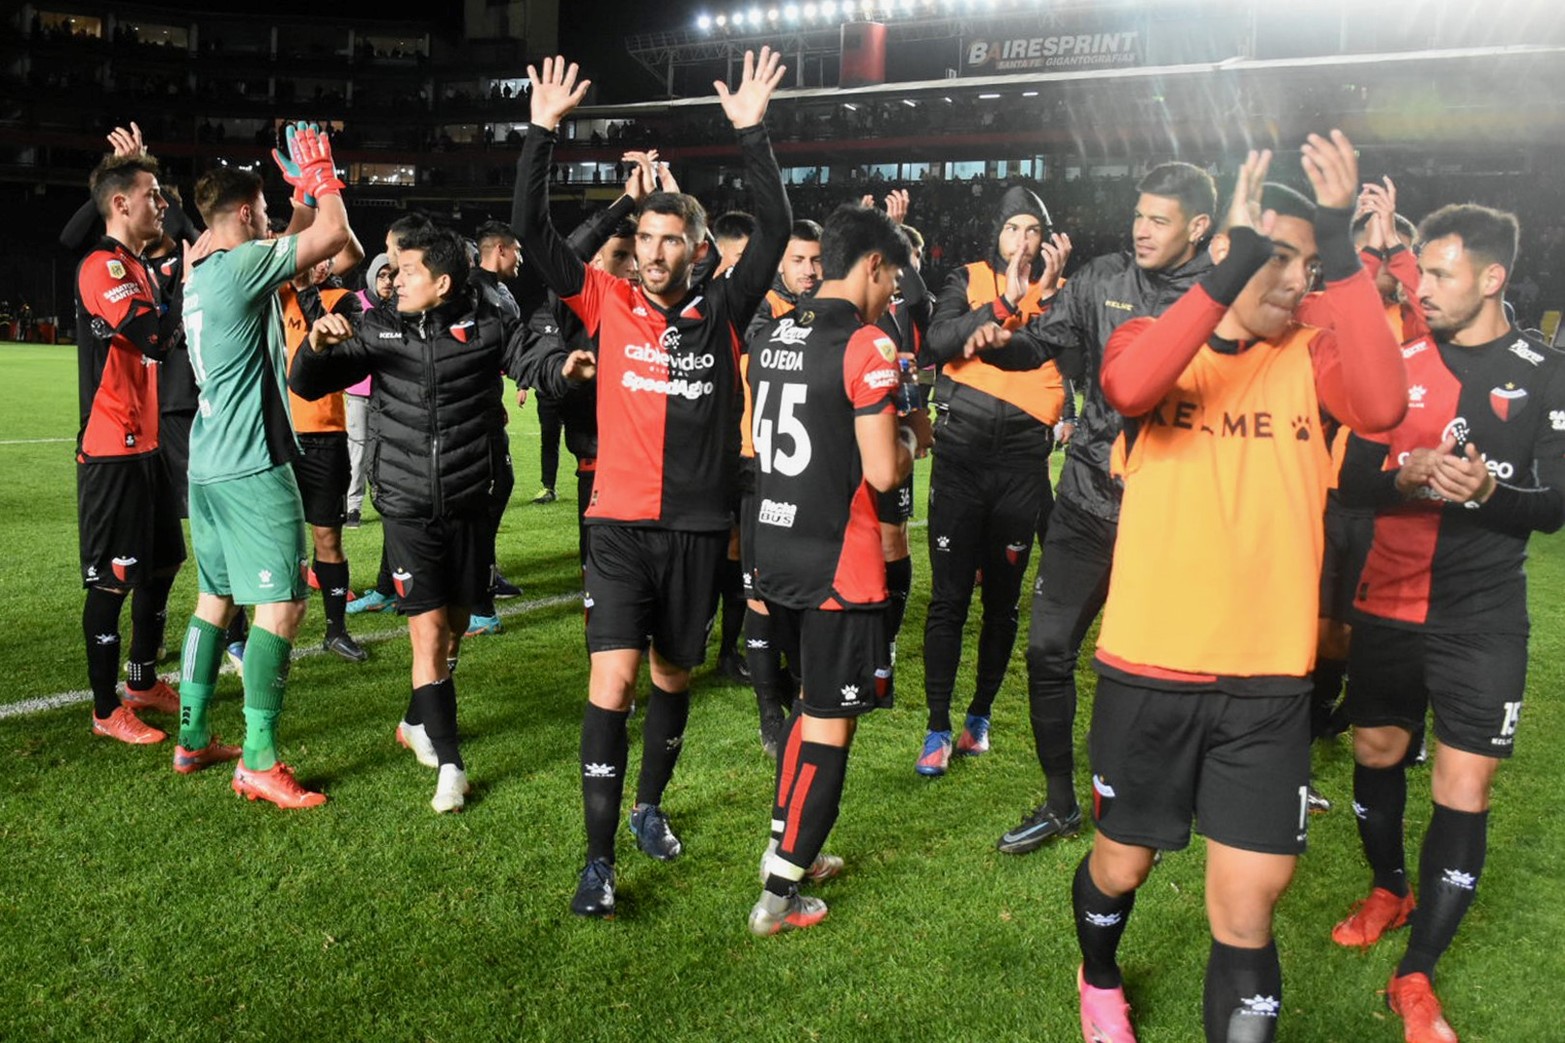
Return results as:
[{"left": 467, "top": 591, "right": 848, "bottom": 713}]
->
[
  {"left": 288, "top": 290, "right": 524, "bottom": 519},
  {"left": 989, "top": 249, "right": 1214, "bottom": 521}
]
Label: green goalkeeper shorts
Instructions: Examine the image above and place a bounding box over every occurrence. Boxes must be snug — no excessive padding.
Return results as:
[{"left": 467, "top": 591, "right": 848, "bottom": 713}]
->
[{"left": 189, "top": 464, "right": 309, "bottom": 605}]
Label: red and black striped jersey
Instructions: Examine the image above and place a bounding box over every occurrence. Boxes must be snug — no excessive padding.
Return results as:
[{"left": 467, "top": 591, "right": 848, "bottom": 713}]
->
[
  {"left": 748, "top": 298, "right": 899, "bottom": 610},
  {"left": 516, "top": 122, "right": 792, "bottom": 532},
  {"left": 562, "top": 266, "right": 748, "bottom": 531},
  {"left": 74, "top": 237, "right": 167, "bottom": 461},
  {"left": 1342, "top": 328, "right": 1565, "bottom": 633}
]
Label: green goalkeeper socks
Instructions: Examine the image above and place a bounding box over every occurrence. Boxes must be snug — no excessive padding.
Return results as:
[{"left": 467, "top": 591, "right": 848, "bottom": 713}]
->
[
  {"left": 241, "top": 625, "right": 292, "bottom": 771},
  {"left": 177, "top": 616, "right": 225, "bottom": 751}
]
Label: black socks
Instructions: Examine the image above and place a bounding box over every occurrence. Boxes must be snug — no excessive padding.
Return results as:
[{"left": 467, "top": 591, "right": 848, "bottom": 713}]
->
[
  {"left": 581, "top": 703, "right": 631, "bottom": 863},
  {"left": 83, "top": 587, "right": 128, "bottom": 718},
  {"left": 1352, "top": 762, "right": 1410, "bottom": 896},
  {"left": 412, "top": 678, "right": 461, "bottom": 769},
  {"left": 1204, "top": 939, "right": 1281, "bottom": 1043},
  {"left": 1073, "top": 854, "right": 1135, "bottom": 990},
  {"left": 634, "top": 685, "right": 691, "bottom": 807},
  {"left": 1400, "top": 803, "right": 1488, "bottom": 979},
  {"left": 314, "top": 558, "right": 351, "bottom": 634}
]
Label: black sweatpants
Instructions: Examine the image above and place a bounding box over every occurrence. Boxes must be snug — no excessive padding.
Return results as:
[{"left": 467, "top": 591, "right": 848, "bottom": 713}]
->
[
  {"left": 922, "top": 454, "right": 1052, "bottom": 731},
  {"left": 1024, "top": 496, "right": 1117, "bottom": 785},
  {"left": 537, "top": 394, "right": 564, "bottom": 492}
]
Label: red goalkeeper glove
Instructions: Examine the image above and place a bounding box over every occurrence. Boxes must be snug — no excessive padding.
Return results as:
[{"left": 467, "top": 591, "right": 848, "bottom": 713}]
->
[{"left": 272, "top": 121, "right": 344, "bottom": 201}]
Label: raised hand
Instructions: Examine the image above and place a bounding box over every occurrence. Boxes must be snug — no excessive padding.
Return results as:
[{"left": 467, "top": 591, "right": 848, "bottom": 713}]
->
[
  {"left": 181, "top": 230, "right": 215, "bottom": 286},
  {"left": 884, "top": 189, "right": 910, "bottom": 225},
  {"left": 1301, "top": 129, "right": 1359, "bottom": 210},
  {"left": 655, "top": 157, "right": 680, "bottom": 194},
  {"left": 714, "top": 47, "right": 785, "bottom": 129},
  {"left": 106, "top": 122, "right": 145, "bottom": 158},
  {"left": 1223, "top": 149, "right": 1274, "bottom": 237},
  {"left": 528, "top": 57, "right": 590, "bottom": 132},
  {"left": 1365, "top": 176, "right": 1401, "bottom": 246},
  {"left": 274, "top": 122, "right": 344, "bottom": 201},
  {"left": 1003, "top": 243, "right": 1031, "bottom": 306},
  {"left": 622, "top": 150, "right": 656, "bottom": 201},
  {"left": 1038, "top": 232, "right": 1071, "bottom": 290}
]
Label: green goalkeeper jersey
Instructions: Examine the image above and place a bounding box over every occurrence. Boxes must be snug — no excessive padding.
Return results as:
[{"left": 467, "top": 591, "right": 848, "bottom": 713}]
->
[{"left": 184, "top": 234, "right": 301, "bottom": 485}]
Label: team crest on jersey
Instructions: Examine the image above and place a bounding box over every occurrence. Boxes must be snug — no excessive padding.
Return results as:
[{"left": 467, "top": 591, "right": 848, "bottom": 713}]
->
[
  {"left": 106, "top": 259, "right": 127, "bottom": 280},
  {"left": 874, "top": 336, "right": 897, "bottom": 362},
  {"left": 392, "top": 568, "right": 414, "bottom": 598},
  {"left": 111, "top": 555, "right": 138, "bottom": 582},
  {"left": 1490, "top": 383, "right": 1527, "bottom": 421},
  {"left": 449, "top": 320, "right": 474, "bottom": 344}
]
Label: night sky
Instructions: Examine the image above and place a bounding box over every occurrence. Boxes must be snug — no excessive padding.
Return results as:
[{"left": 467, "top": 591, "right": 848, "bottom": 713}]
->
[{"left": 138, "top": 0, "right": 679, "bottom": 99}]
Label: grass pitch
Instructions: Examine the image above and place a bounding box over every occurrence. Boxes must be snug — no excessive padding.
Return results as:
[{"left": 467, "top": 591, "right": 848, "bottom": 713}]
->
[{"left": 1, "top": 341, "right": 1561, "bottom": 1042}]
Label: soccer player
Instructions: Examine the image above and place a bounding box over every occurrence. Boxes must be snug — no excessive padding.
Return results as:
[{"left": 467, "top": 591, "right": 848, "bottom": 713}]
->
[
  {"left": 279, "top": 258, "right": 367, "bottom": 662},
  {"left": 1305, "top": 180, "right": 1422, "bottom": 755},
  {"left": 293, "top": 223, "right": 524, "bottom": 813},
  {"left": 516, "top": 51, "right": 791, "bottom": 918},
  {"left": 173, "top": 123, "right": 351, "bottom": 805},
  {"left": 1061, "top": 135, "right": 1406, "bottom": 1043},
  {"left": 1331, "top": 203, "right": 1565, "bottom": 1042},
  {"left": 747, "top": 203, "right": 932, "bottom": 934},
  {"left": 915, "top": 187, "right": 1070, "bottom": 776},
  {"left": 61, "top": 121, "right": 201, "bottom": 520},
  {"left": 982, "top": 162, "right": 1219, "bottom": 853},
  {"left": 744, "top": 218, "right": 822, "bottom": 341},
  {"left": 74, "top": 149, "right": 186, "bottom": 743},
  {"left": 711, "top": 210, "right": 756, "bottom": 276},
  {"left": 721, "top": 218, "right": 824, "bottom": 687}
]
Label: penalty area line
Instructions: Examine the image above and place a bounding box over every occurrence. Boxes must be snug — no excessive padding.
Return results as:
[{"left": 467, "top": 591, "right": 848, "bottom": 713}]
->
[{"left": 0, "top": 590, "right": 582, "bottom": 722}]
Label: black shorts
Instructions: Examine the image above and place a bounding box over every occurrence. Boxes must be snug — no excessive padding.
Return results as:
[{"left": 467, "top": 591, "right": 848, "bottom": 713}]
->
[
  {"left": 875, "top": 472, "right": 914, "bottom": 525},
  {"left": 292, "top": 433, "right": 350, "bottom": 528},
  {"left": 381, "top": 511, "right": 490, "bottom": 616},
  {"left": 1318, "top": 500, "right": 1373, "bottom": 622},
  {"left": 1088, "top": 674, "right": 1311, "bottom": 856},
  {"left": 160, "top": 410, "right": 193, "bottom": 519},
  {"left": 1343, "top": 621, "right": 1527, "bottom": 759},
  {"left": 584, "top": 525, "right": 725, "bottom": 668},
  {"left": 766, "top": 603, "right": 887, "bottom": 719},
  {"left": 77, "top": 454, "right": 186, "bottom": 589}
]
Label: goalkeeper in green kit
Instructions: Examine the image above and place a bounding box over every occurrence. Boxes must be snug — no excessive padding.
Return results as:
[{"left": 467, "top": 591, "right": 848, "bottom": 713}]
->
[{"left": 173, "top": 122, "right": 357, "bottom": 807}]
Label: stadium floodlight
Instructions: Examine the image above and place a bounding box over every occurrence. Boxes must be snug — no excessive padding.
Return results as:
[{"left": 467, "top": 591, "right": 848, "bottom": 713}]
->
[
  {"left": 748, "top": 6, "right": 764, "bottom": 24},
  {"left": 902, "top": 98, "right": 918, "bottom": 107},
  {"left": 804, "top": 2, "right": 818, "bottom": 16},
  {"left": 784, "top": 3, "right": 800, "bottom": 19},
  {"left": 979, "top": 92, "right": 1000, "bottom": 99},
  {"left": 715, "top": 12, "right": 728, "bottom": 26},
  {"left": 768, "top": 6, "right": 780, "bottom": 19},
  {"left": 698, "top": 13, "right": 713, "bottom": 29},
  {"left": 821, "top": 0, "right": 837, "bottom": 15},
  {"left": 1022, "top": 89, "right": 1038, "bottom": 97}
]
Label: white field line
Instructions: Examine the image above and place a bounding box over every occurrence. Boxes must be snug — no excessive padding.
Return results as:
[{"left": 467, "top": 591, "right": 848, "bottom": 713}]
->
[
  {"left": 0, "top": 590, "right": 581, "bottom": 722},
  {"left": 0, "top": 437, "right": 73, "bottom": 445}
]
